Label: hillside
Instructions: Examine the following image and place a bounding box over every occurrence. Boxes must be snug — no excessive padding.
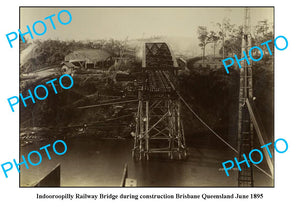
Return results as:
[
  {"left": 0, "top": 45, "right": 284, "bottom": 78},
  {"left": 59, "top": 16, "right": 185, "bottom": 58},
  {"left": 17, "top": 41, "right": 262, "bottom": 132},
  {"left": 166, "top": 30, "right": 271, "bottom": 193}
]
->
[{"left": 19, "top": 38, "right": 273, "bottom": 152}]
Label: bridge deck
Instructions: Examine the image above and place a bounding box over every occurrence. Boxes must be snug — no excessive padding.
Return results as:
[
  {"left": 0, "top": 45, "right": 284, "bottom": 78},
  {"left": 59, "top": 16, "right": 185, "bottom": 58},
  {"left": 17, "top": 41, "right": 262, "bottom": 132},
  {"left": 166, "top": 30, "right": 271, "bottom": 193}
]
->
[{"left": 145, "top": 70, "right": 173, "bottom": 93}]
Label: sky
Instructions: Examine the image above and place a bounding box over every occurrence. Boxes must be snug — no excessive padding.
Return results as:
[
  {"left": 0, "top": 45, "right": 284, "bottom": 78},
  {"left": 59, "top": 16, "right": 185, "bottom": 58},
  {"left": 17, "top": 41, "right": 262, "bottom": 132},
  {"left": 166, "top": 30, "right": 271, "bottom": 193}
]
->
[{"left": 20, "top": 7, "right": 273, "bottom": 42}]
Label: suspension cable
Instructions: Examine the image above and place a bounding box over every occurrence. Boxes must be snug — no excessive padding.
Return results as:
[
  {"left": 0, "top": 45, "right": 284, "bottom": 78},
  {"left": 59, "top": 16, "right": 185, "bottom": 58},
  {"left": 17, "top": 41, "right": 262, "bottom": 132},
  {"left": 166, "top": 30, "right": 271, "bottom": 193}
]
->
[
  {"left": 179, "top": 93, "right": 272, "bottom": 179},
  {"left": 179, "top": 94, "right": 238, "bottom": 153},
  {"left": 163, "top": 72, "right": 273, "bottom": 179}
]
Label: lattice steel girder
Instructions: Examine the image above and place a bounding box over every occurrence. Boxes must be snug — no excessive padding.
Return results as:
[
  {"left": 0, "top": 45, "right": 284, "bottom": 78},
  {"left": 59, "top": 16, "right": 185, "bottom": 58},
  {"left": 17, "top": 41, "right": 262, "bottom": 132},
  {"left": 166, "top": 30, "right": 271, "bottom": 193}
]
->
[
  {"left": 133, "top": 94, "right": 187, "bottom": 160},
  {"left": 133, "top": 42, "right": 187, "bottom": 161}
]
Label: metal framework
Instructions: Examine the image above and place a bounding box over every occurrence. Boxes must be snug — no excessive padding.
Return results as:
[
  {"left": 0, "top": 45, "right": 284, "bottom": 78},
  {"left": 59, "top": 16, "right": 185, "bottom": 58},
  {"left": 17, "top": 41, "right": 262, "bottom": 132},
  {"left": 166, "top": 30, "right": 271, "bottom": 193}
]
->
[
  {"left": 132, "top": 43, "right": 187, "bottom": 160},
  {"left": 237, "top": 8, "right": 254, "bottom": 187}
]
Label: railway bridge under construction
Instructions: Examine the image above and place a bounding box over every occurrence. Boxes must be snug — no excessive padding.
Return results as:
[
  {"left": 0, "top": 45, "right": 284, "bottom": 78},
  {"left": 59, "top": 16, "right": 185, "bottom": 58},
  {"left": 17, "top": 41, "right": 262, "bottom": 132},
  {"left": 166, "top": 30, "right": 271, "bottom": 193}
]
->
[
  {"left": 24, "top": 23, "right": 273, "bottom": 187},
  {"left": 132, "top": 42, "right": 187, "bottom": 161},
  {"left": 20, "top": 8, "right": 273, "bottom": 188},
  {"left": 75, "top": 40, "right": 273, "bottom": 187},
  {"left": 22, "top": 40, "right": 273, "bottom": 187}
]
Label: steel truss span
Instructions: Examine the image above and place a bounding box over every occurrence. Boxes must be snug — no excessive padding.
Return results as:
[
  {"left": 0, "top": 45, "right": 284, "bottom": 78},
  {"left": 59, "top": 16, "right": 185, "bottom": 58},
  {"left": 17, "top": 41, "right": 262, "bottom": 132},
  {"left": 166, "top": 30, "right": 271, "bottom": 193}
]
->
[{"left": 132, "top": 42, "right": 187, "bottom": 160}]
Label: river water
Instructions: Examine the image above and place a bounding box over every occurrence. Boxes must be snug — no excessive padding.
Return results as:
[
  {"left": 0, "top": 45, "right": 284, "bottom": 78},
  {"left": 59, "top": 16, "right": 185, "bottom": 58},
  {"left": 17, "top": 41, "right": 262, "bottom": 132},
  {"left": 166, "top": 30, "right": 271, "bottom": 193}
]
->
[{"left": 20, "top": 134, "right": 273, "bottom": 187}]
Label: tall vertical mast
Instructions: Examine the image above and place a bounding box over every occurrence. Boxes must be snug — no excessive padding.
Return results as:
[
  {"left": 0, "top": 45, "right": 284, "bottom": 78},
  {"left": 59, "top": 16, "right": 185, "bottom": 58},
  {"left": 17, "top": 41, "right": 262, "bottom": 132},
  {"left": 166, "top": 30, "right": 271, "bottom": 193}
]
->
[{"left": 237, "top": 7, "right": 254, "bottom": 187}]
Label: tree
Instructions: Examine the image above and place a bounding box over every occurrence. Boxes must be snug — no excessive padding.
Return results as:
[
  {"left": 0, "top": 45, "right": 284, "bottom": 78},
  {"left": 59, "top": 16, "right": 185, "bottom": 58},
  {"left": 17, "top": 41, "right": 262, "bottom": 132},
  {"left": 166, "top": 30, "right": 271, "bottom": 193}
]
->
[
  {"left": 253, "top": 20, "right": 274, "bottom": 56},
  {"left": 208, "top": 31, "right": 220, "bottom": 59},
  {"left": 217, "top": 18, "right": 234, "bottom": 59},
  {"left": 219, "top": 25, "right": 243, "bottom": 58},
  {"left": 103, "top": 39, "right": 127, "bottom": 57},
  {"left": 255, "top": 20, "right": 270, "bottom": 37},
  {"left": 197, "top": 26, "right": 211, "bottom": 63}
]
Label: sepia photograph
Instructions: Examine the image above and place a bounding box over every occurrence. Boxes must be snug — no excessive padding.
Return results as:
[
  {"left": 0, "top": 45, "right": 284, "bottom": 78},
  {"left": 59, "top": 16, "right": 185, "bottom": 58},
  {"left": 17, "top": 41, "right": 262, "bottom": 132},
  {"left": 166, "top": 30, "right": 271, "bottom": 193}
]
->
[{"left": 19, "top": 7, "right": 274, "bottom": 187}]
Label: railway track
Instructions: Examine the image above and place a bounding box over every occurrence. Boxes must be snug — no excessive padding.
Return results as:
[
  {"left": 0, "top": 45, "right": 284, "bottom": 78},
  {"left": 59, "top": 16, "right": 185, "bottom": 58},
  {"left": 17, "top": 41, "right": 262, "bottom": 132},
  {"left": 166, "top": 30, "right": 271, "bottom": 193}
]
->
[{"left": 145, "top": 70, "right": 173, "bottom": 93}]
